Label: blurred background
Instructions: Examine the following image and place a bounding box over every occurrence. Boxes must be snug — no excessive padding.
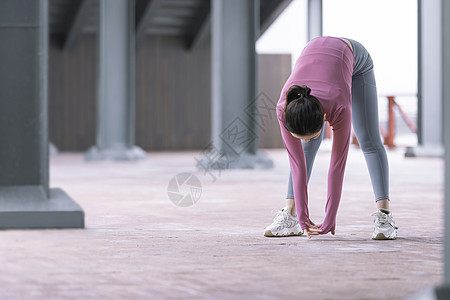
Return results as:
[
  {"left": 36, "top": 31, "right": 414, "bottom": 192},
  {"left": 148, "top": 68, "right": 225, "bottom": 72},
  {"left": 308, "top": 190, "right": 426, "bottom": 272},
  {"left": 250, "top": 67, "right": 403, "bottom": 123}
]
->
[
  {"left": 46, "top": 0, "right": 418, "bottom": 154},
  {"left": 1, "top": 1, "right": 449, "bottom": 298},
  {"left": 257, "top": 0, "right": 418, "bottom": 147}
]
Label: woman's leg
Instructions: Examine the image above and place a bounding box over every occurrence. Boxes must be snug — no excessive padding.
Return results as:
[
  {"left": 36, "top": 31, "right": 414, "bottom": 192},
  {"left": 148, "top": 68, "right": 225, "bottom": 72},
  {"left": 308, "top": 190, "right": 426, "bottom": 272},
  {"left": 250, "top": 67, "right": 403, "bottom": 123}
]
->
[
  {"left": 351, "top": 70, "right": 390, "bottom": 207},
  {"left": 347, "top": 38, "right": 389, "bottom": 207},
  {"left": 348, "top": 39, "right": 396, "bottom": 240},
  {"left": 286, "top": 125, "right": 326, "bottom": 215}
]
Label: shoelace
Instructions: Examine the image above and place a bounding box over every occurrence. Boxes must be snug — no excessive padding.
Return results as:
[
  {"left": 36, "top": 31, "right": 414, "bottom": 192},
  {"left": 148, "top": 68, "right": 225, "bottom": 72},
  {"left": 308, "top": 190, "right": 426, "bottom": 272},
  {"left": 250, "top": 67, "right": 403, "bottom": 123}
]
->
[
  {"left": 372, "top": 212, "right": 388, "bottom": 224},
  {"left": 273, "top": 210, "right": 289, "bottom": 224},
  {"left": 372, "top": 211, "right": 397, "bottom": 228}
]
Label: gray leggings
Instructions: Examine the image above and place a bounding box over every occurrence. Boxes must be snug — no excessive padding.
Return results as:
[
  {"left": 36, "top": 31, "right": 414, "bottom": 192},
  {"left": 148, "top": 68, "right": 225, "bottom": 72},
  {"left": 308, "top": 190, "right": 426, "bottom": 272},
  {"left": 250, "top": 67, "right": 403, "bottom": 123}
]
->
[{"left": 287, "top": 39, "right": 389, "bottom": 202}]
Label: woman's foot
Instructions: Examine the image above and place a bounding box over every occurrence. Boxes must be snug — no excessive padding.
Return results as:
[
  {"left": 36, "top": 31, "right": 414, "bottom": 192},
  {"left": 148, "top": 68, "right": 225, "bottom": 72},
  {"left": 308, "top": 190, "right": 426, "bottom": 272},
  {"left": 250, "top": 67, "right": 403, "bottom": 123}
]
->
[
  {"left": 372, "top": 208, "right": 397, "bottom": 240},
  {"left": 264, "top": 207, "right": 303, "bottom": 237}
]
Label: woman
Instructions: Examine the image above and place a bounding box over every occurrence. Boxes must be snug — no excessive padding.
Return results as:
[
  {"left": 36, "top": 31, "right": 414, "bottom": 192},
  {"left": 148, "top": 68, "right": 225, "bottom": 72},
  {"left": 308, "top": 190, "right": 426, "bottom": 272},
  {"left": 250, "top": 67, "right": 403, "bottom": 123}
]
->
[{"left": 264, "top": 36, "right": 397, "bottom": 240}]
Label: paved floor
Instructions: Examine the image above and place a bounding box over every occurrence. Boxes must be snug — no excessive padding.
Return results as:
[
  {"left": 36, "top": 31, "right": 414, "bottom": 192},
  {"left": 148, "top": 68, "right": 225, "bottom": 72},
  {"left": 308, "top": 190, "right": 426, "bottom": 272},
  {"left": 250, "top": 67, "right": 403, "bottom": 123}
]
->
[{"left": 0, "top": 145, "right": 443, "bottom": 299}]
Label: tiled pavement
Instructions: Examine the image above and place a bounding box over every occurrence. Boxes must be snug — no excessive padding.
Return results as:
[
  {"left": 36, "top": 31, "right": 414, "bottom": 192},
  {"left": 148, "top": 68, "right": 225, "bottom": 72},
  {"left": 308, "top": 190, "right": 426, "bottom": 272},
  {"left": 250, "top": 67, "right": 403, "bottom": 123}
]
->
[{"left": 0, "top": 146, "right": 443, "bottom": 299}]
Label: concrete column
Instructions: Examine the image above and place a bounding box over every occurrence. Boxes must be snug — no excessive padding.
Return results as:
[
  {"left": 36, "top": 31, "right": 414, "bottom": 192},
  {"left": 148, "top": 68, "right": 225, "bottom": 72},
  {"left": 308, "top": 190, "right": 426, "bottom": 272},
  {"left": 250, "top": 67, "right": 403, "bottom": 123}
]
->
[
  {"left": 207, "top": 0, "right": 272, "bottom": 169},
  {"left": 443, "top": 0, "right": 450, "bottom": 290},
  {"left": 307, "top": 0, "right": 322, "bottom": 41},
  {"left": 0, "top": 0, "right": 84, "bottom": 228},
  {"left": 50, "top": 142, "right": 59, "bottom": 156},
  {"left": 406, "top": 2, "right": 450, "bottom": 298},
  {"left": 85, "top": 0, "right": 146, "bottom": 161},
  {"left": 406, "top": 0, "right": 444, "bottom": 157}
]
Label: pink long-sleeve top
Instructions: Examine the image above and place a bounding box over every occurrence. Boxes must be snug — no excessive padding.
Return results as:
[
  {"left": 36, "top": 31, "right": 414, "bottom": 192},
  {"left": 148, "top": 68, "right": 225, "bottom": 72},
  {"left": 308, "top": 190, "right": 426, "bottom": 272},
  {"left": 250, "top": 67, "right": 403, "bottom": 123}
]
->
[{"left": 276, "top": 36, "right": 355, "bottom": 234}]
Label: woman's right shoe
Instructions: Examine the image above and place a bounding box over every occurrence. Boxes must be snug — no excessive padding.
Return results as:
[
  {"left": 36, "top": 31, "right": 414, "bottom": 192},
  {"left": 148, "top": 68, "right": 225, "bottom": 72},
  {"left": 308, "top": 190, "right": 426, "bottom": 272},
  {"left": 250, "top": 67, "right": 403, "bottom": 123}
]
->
[
  {"left": 264, "top": 207, "right": 303, "bottom": 237},
  {"left": 372, "top": 208, "right": 397, "bottom": 240}
]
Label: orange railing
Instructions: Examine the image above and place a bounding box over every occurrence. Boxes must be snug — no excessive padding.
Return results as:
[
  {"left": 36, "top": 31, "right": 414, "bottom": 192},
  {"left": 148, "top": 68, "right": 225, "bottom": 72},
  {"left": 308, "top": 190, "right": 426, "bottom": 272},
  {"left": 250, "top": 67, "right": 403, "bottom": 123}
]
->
[
  {"left": 350, "top": 95, "right": 417, "bottom": 148},
  {"left": 380, "top": 95, "right": 417, "bottom": 148}
]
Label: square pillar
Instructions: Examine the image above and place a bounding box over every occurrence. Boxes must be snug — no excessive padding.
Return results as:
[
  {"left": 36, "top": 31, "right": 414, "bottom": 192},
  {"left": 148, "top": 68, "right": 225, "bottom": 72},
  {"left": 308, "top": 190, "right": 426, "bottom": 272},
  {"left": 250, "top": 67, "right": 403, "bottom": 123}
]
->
[
  {"left": 85, "top": 0, "right": 146, "bottom": 161},
  {"left": 307, "top": 0, "right": 322, "bottom": 41},
  {"left": 0, "top": 0, "right": 84, "bottom": 228},
  {"left": 406, "top": 1, "right": 450, "bottom": 298},
  {"left": 406, "top": 0, "right": 444, "bottom": 157},
  {"left": 206, "top": 0, "right": 272, "bottom": 169},
  {"left": 442, "top": 0, "right": 450, "bottom": 290}
]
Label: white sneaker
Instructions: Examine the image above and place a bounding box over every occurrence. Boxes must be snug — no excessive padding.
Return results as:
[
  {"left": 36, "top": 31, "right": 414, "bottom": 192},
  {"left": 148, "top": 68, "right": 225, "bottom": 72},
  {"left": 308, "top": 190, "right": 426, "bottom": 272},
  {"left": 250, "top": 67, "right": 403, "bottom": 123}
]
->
[
  {"left": 372, "top": 208, "right": 397, "bottom": 240},
  {"left": 264, "top": 207, "right": 303, "bottom": 237}
]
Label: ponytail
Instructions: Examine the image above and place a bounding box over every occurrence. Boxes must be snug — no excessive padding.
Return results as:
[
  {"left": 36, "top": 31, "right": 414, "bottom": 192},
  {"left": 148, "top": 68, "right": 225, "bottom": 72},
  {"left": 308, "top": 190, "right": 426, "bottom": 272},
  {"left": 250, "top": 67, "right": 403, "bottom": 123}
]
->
[
  {"left": 283, "top": 85, "right": 324, "bottom": 136},
  {"left": 286, "top": 85, "right": 311, "bottom": 105}
]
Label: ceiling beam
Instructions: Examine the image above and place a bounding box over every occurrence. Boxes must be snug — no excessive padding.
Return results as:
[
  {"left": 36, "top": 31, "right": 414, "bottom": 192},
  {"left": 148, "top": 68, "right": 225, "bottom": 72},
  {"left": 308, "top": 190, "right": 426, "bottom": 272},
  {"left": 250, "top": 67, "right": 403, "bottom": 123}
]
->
[
  {"left": 62, "top": 0, "right": 95, "bottom": 50},
  {"left": 185, "top": 0, "right": 292, "bottom": 50},
  {"left": 147, "top": 27, "right": 185, "bottom": 36},
  {"left": 185, "top": 0, "right": 210, "bottom": 50},
  {"left": 136, "top": 0, "right": 165, "bottom": 44},
  {"left": 163, "top": 0, "right": 201, "bottom": 7},
  {"left": 158, "top": 7, "right": 197, "bottom": 18},
  {"left": 186, "top": 14, "right": 210, "bottom": 50},
  {"left": 259, "top": 0, "right": 292, "bottom": 37}
]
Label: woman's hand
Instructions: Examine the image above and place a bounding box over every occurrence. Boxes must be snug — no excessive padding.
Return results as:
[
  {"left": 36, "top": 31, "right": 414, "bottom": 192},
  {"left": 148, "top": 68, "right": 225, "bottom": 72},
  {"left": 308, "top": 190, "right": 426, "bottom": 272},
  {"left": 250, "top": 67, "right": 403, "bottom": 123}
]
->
[
  {"left": 304, "top": 220, "right": 322, "bottom": 239},
  {"left": 304, "top": 220, "right": 336, "bottom": 239}
]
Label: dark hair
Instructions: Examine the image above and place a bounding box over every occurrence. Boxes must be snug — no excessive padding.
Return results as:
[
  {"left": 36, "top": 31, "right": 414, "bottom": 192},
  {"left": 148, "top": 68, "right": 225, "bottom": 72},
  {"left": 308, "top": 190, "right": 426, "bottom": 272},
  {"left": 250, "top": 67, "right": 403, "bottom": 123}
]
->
[{"left": 283, "top": 85, "right": 324, "bottom": 136}]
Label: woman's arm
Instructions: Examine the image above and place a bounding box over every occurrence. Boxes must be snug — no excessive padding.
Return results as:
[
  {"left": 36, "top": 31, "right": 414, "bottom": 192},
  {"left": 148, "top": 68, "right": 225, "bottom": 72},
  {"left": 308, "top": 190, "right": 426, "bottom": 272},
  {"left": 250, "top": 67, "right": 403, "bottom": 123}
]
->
[
  {"left": 276, "top": 106, "right": 311, "bottom": 230},
  {"left": 320, "top": 106, "right": 352, "bottom": 234}
]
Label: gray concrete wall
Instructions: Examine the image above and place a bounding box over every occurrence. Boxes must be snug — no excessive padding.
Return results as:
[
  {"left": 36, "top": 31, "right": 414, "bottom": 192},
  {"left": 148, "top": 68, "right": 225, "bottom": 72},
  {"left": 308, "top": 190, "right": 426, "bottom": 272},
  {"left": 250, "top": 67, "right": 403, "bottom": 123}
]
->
[{"left": 48, "top": 35, "right": 291, "bottom": 151}]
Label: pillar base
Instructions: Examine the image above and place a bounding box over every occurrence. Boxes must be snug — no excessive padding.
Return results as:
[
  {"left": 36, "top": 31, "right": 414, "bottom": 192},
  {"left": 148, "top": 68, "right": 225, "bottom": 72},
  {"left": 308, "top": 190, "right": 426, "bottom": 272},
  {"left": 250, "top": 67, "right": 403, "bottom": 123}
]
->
[
  {"left": 405, "top": 285, "right": 450, "bottom": 300},
  {"left": 227, "top": 150, "right": 274, "bottom": 169},
  {"left": 197, "top": 149, "right": 274, "bottom": 170},
  {"left": 84, "top": 145, "right": 147, "bottom": 161},
  {"left": 405, "top": 145, "right": 444, "bottom": 158},
  {"left": 0, "top": 186, "right": 84, "bottom": 229},
  {"left": 49, "top": 142, "right": 59, "bottom": 156}
]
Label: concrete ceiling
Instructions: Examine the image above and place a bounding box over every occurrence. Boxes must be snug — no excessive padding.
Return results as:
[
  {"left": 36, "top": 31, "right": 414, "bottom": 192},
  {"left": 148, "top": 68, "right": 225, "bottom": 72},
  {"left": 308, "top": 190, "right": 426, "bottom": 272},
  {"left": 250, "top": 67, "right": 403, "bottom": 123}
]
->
[{"left": 49, "top": 0, "right": 292, "bottom": 50}]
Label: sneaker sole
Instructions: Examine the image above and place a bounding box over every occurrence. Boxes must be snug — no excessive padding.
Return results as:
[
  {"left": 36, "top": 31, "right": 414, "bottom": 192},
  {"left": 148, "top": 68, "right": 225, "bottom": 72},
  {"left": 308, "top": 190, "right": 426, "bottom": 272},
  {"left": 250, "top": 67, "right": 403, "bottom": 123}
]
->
[
  {"left": 264, "top": 229, "right": 303, "bottom": 237},
  {"left": 372, "top": 233, "right": 396, "bottom": 240}
]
